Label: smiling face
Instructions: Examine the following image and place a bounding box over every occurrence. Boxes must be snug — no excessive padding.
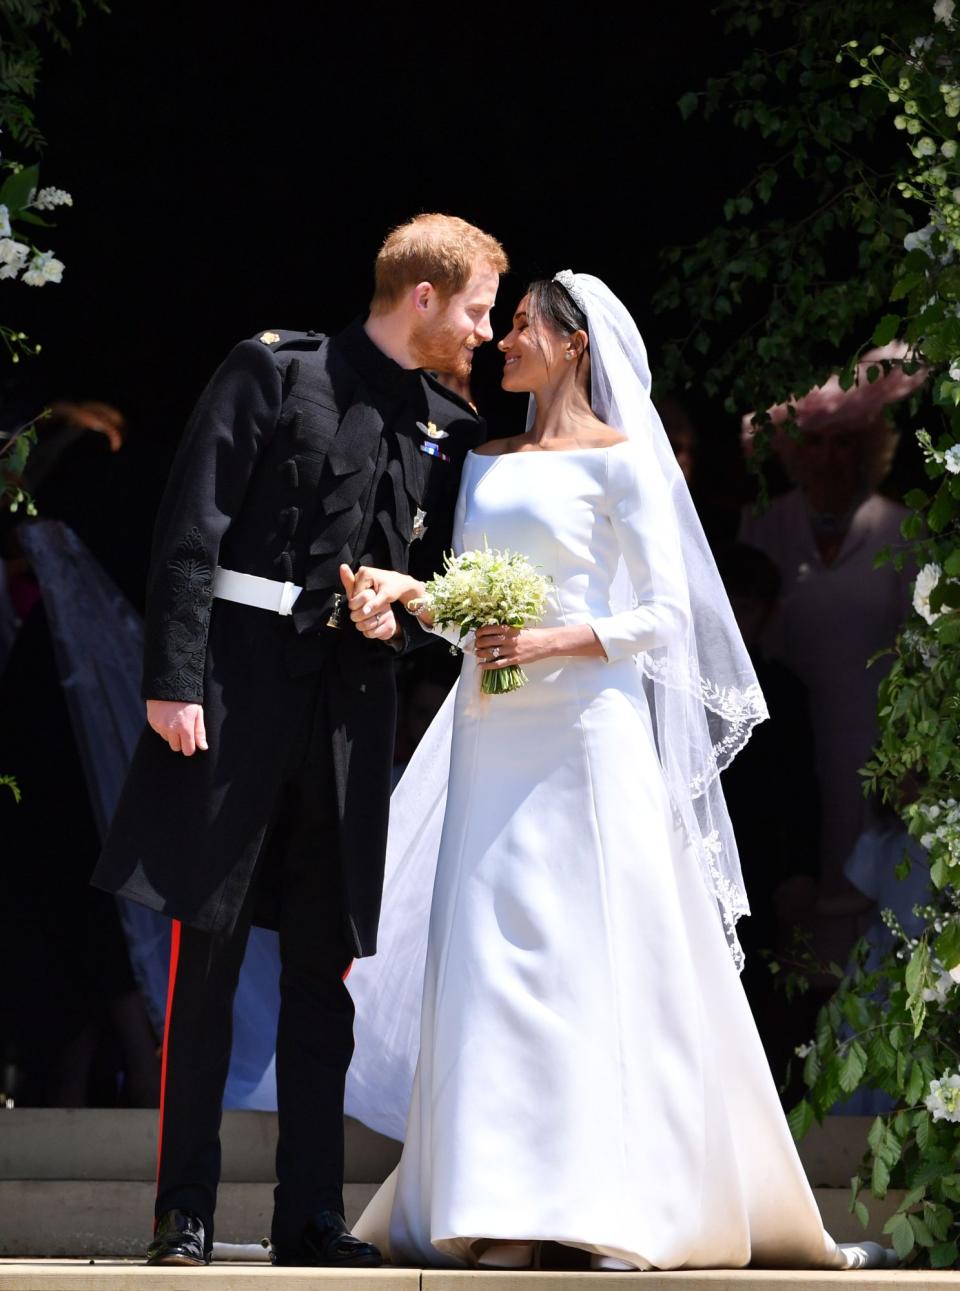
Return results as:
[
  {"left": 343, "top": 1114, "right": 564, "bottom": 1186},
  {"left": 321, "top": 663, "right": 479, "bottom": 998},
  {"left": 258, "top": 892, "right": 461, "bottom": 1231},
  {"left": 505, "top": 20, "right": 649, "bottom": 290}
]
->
[
  {"left": 408, "top": 262, "right": 500, "bottom": 380},
  {"left": 498, "top": 292, "right": 574, "bottom": 393}
]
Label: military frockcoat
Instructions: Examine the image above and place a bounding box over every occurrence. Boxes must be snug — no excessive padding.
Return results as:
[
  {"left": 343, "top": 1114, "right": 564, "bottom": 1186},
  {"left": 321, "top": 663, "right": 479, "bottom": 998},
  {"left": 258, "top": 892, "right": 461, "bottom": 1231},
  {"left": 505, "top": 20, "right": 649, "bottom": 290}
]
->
[{"left": 93, "top": 320, "right": 483, "bottom": 955}]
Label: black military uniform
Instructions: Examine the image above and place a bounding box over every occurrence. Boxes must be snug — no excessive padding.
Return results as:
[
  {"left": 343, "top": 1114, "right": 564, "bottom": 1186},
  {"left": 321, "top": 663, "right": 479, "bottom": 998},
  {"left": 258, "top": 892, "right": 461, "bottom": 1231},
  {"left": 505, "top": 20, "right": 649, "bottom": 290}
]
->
[{"left": 93, "top": 319, "right": 483, "bottom": 1261}]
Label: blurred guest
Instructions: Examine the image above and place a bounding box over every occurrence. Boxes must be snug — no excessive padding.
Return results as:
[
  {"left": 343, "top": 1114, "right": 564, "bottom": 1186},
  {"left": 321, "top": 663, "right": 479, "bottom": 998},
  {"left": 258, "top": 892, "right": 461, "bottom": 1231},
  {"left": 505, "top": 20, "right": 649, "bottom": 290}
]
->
[
  {"left": 657, "top": 394, "right": 699, "bottom": 485},
  {"left": 0, "top": 399, "right": 160, "bottom": 1107},
  {"left": 657, "top": 393, "right": 745, "bottom": 543},
  {"left": 739, "top": 345, "right": 923, "bottom": 964},
  {"left": 717, "top": 542, "right": 819, "bottom": 1079}
]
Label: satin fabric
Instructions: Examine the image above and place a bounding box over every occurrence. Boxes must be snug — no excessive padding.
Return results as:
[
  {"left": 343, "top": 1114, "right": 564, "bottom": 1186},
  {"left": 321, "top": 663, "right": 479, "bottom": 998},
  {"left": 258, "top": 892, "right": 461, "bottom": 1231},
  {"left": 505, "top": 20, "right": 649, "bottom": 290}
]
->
[{"left": 353, "top": 446, "right": 845, "bottom": 1269}]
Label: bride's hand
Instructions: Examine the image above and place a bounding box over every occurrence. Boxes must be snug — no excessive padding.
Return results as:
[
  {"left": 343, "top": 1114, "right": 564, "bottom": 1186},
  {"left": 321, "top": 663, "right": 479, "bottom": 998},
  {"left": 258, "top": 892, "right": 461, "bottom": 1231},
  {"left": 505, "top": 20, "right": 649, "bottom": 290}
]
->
[
  {"left": 474, "top": 625, "right": 555, "bottom": 670},
  {"left": 475, "top": 622, "right": 606, "bottom": 668},
  {"left": 340, "top": 564, "right": 421, "bottom": 640}
]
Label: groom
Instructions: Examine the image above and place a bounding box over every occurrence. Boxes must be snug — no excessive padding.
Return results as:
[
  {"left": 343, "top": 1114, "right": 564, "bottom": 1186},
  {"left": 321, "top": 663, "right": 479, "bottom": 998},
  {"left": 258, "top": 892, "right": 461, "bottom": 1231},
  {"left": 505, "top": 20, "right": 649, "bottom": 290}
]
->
[{"left": 93, "top": 214, "right": 507, "bottom": 1266}]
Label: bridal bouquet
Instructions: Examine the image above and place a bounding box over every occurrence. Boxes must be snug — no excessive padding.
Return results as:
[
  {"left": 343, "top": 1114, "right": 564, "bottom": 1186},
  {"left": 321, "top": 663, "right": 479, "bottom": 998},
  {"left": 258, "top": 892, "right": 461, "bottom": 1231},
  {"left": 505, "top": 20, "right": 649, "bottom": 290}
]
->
[{"left": 414, "top": 544, "right": 551, "bottom": 695}]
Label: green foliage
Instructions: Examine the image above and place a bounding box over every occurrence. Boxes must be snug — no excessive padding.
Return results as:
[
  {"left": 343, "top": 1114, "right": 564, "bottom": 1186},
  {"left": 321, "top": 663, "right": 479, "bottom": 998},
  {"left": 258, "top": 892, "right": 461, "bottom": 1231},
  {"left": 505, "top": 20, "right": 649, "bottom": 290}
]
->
[
  {"left": 658, "top": 0, "right": 960, "bottom": 1268},
  {"left": 0, "top": 0, "right": 109, "bottom": 386},
  {"left": 654, "top": 0, "right": 948, "bottom": 425},
  {"left": 0, "top": 773, "right": 20, "bottom": 801},
  {"left": 0, "top": 0, "right": 109, "bottom": 148},
  {"left": 788, "top": 924, "right": 960, "bottom": 1268},
  {"left": 0, "top": 410, "right": 41, "bottom": 509}
]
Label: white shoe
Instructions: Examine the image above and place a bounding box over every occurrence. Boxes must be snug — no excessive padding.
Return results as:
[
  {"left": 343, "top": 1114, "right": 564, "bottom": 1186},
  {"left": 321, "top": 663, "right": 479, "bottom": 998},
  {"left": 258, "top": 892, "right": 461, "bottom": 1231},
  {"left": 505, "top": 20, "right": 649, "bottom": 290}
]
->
[
  {"left": 477, "top": 1242, "right": 537, "bottom": 1269},
  {"left": 590, "top": 1254, "right": 641, "bottom": 1271},
  {"left": 837, "top": 1241, "right": 899, "bottom": 1269}
]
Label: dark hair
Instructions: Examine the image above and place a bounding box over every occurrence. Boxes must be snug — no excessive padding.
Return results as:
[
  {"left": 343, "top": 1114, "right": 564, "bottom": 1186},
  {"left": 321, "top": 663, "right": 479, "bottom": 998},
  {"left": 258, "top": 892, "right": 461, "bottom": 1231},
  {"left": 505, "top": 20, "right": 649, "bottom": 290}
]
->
[
  {"left": 713, "top": 541, "right": 782, "bottom": 606},
  {"left": 526, "top": 277, "right": 589, "bottom": 338}
]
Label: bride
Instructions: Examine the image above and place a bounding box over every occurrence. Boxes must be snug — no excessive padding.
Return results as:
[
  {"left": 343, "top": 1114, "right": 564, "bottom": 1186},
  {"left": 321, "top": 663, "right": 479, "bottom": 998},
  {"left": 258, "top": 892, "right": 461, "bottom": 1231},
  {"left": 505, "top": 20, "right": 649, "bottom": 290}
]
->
[{"left": 338, "top": 272, "right": 892, "bottom": 1272}]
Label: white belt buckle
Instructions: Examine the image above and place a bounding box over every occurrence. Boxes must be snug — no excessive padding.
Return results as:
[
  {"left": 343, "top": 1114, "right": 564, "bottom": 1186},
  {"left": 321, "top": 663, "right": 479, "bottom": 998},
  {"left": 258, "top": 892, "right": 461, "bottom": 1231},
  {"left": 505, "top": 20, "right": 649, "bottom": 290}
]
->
[
  {"left": 213, "top": 566, "right": 302, "bottom": 616},
  {"left": 278, "top": 580, "right": 298, "bottom": 616}
]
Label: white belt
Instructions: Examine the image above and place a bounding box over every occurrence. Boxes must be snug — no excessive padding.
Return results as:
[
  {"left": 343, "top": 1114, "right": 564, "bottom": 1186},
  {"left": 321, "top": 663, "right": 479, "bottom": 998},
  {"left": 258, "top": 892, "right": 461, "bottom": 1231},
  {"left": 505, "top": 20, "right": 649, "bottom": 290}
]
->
[{"left": 212, "top": 566, "right": 302, "bottom": 616}]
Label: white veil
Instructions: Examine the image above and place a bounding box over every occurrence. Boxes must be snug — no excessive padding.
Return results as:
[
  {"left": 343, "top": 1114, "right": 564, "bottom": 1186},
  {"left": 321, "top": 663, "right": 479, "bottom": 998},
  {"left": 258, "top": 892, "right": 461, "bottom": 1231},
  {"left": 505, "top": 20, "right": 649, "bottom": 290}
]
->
[
  {"left": 550, "top": 271, "right": 766, "bottom": 964},
  {"left": 345, "top": 271, "right": 767, "bottom": 1141}
]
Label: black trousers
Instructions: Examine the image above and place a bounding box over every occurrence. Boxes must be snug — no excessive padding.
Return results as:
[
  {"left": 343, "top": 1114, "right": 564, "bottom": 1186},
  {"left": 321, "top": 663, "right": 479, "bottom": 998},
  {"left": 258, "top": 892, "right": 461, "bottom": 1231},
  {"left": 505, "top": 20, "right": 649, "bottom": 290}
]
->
[{"left": 154, "top": 679, "right": 355, "bottom": 1252}]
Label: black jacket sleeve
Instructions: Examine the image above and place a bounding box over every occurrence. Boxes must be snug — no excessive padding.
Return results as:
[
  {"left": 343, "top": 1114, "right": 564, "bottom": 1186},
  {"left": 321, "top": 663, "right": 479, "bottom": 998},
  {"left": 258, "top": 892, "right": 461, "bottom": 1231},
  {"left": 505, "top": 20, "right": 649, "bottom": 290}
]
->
[{"left": 141, "top": 339, "right": 282, "bottom": 703}]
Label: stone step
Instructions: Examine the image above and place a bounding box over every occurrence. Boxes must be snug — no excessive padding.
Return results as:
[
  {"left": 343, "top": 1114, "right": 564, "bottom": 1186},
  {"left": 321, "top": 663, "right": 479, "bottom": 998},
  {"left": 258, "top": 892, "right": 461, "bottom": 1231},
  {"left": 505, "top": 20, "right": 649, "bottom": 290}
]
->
[
  {"left": 0, "top": 1110, "right": 871, "bottom": 1188},
  {"left": 0, "top": 1110, "right": 400, "bottom": 1183},
  {"left": 0, "top": 1262, "right": 956, "bottom": 1290},
  {"left": 0, "top": 1181, "right": 905, "bottom": 1258}
]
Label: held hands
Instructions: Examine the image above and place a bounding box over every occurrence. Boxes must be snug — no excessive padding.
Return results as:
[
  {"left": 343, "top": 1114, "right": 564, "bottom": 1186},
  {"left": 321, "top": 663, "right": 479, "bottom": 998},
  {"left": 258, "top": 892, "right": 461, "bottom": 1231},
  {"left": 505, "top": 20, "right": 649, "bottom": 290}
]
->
[
  {"left": 339, "top": 563, "right": 411, "bottom": 642},
  {"left": 146, "top": 699, "right": 207, "bottom": 756}
]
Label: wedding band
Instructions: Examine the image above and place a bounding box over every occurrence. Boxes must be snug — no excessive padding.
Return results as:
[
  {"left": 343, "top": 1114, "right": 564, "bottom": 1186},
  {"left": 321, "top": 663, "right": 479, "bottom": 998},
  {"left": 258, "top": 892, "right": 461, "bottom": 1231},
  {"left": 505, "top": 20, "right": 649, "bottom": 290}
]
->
[{"left": 375, "top": 613, "right": 381, "bottom": 625}]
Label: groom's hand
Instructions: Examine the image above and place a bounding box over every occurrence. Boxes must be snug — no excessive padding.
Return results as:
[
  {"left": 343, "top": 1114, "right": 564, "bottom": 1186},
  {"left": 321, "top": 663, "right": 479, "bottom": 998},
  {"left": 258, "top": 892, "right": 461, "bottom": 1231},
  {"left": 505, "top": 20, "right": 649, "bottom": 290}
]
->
[
  {"left": 146, "top": 699, "right": 208, "bottom": 756},
  {"left": 339, "top": 563, "right": 400, "bottom": 642}
]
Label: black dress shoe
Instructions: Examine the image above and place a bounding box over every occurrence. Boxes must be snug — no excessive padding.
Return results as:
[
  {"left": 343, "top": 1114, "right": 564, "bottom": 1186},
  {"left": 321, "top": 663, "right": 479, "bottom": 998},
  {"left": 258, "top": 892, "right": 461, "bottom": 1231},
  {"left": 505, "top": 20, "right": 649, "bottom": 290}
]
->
[
  {"left": 146, "top": 1210, "right": 211, "bottom": 1266},
  {"left": 272, "top": 1210, "right": 382, "bottom": 1267}
]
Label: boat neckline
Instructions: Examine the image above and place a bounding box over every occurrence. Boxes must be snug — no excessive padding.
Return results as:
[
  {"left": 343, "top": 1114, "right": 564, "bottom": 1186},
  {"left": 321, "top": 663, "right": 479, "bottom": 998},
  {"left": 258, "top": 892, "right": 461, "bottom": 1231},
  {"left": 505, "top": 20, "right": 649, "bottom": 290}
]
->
[{"left": 467, "top": 440, "right": 632, "bottom": 459}]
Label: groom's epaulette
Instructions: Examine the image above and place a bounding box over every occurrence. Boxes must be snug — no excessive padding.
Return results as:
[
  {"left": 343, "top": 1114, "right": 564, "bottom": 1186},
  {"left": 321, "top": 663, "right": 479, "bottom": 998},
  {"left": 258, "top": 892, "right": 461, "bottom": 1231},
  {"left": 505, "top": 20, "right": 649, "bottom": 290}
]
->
[{"left": 250, "top": 328, "right": 328, "bottom": 352}]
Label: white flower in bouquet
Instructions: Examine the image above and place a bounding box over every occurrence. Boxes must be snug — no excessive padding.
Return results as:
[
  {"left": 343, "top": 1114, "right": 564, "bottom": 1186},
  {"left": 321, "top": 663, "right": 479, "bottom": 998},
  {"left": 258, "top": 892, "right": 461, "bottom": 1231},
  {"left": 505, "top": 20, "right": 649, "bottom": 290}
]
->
[
  {"left": 415, "top": 543, "right": 551, "bottom": 695},
  {"left": 914, "top": 562, "right": 943, "bottom": 624},
  {"left": 926, "top": 1073, "right": 960, "bottom": 1122}
]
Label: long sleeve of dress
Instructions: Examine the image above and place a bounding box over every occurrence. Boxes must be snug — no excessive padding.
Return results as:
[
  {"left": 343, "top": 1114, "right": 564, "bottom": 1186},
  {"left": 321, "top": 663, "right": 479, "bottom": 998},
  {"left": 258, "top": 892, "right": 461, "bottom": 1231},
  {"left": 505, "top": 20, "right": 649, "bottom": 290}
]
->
[{"left": 588, "top": 443, "right": 690, "bottom": 664}]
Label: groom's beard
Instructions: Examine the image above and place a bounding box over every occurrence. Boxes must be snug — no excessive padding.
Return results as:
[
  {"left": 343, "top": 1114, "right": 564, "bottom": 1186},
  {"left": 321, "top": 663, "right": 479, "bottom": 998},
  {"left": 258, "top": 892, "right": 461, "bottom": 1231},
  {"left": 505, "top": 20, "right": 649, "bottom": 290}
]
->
[{"left": 409, "top": 315, "right": 474, "bottom": 380}]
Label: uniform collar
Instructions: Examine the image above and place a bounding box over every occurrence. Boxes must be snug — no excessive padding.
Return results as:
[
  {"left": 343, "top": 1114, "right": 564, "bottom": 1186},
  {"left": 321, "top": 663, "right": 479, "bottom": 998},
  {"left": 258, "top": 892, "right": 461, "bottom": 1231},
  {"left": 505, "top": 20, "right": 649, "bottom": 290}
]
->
[{"left": 335, "top": 316, "right": 422, "bottom": 398}]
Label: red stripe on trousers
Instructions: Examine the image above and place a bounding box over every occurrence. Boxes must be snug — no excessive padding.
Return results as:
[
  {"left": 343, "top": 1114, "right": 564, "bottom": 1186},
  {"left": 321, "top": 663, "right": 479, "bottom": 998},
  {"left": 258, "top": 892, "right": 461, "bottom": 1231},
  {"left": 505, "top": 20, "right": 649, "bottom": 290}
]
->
[{"left": 155, "top": 919, "right": 182, "bottom": 1193}]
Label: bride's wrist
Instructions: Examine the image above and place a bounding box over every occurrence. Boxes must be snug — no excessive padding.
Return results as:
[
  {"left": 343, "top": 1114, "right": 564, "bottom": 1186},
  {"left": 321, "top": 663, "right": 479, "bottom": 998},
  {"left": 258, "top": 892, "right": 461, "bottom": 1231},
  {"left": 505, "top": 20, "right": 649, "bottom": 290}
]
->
[{"left": 399, "top": 580, "right": 429, "bottom": 616}]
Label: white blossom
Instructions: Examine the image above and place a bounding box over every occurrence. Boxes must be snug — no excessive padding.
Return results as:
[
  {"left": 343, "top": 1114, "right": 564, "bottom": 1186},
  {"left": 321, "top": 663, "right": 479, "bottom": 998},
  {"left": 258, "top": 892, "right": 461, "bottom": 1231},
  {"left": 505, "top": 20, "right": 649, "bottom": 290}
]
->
[
  {"left": 21, "top": 250, "right": 64, "bottom": 287},
  {"left": 926, "top": 1073, "right": 960, "bottom": 1122},
  {"left": 916, "top": 136, "right": 938, "bottom": 156},
  {"left": 0, "top": 238, "right": 27, "bottom": 266},
  {"left": 922, "top": 832, "right": 937, "bottom": 849},
  {"left": 904, "top": 224, "right": 934, "bottom": 252},
  {"left": 935, "top": 0, "right": 956, "bottom": 26},
  {"left": 0, "top": 238, "right": 28, "bottom": 280},
  {"left": 794, "top": 1042, "right": 814, "bottom": 1058},
  {"left": 914, "top": 563, "right": 943, "bottom": 624},
  {"left": 950, "top": 362, "right": 960, "bottom": 380},
  {"left": 0, "top": 205, "right": 10, "bottom": 239},
  {"left": 944, "top": 444, "right": 960, "bottom": 473},
  {"left": 950, "top": 962, "right": 960, "bottom": 983},
  {"left": 32, "top": 187, "right": 72, "bottom": 211},
  {"left": 922, "top": 968, "right": 956, "bottom": 1004},
  {"left": 943, "top": 140, "right": 959, "bottom": 159}
]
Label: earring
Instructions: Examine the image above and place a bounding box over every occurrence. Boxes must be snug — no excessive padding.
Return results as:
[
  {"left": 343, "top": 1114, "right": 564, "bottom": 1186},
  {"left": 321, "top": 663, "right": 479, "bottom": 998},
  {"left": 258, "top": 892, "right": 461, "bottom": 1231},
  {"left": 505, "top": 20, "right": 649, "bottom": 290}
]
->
[{"left": 564, "top": 352, "right": 574, "bottom": 361}]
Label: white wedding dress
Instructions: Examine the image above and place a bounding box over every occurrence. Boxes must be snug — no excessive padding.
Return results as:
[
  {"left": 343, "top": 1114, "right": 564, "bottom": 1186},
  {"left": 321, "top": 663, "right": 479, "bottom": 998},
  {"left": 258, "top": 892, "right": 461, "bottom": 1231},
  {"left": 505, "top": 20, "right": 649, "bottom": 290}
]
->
[{"left": 349, "top": 442, "right": 854, "bottom": 1270}]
